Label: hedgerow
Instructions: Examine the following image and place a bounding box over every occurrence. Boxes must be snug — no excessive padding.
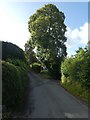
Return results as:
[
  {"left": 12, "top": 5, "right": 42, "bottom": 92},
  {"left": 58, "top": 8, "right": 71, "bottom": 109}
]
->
[
  {"left": 2, "top": 61, "right": 29, "bottom": 112},
  {"left": 61, "top": 47, "right": 90, "bottom": 103}
]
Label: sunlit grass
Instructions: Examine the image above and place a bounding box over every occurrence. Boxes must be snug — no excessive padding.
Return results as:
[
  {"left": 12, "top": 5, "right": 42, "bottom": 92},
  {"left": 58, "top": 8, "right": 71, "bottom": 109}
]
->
[{"left": 61, "top": 75, "right": 89, "bottom": 105}]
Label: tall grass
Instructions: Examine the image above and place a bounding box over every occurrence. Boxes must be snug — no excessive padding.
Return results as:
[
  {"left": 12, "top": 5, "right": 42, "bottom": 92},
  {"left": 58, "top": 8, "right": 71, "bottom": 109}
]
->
[{"left": 61, "top": 75, "right": 89, "bottom": 104}]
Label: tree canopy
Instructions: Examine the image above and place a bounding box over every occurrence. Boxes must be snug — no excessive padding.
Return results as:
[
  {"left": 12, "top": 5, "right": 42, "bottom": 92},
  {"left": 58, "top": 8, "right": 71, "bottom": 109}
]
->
[{"left": 27, "top": 4, "right": 67, "bottom": 79}]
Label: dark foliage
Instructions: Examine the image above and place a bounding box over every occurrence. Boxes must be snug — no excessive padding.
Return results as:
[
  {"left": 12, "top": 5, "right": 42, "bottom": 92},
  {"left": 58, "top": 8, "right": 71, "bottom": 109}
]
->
[
  {"left": 2, "top": 61, "right": 29, "bottom": 112},
  {"left": 31, "top": 63, "right": 41, "bottom": 73},
  {"left": 1, "top": 41, "right": 25, "bottom": 61},
  {"left": 28, "top": 4, "right": 67, "bottom": 79}
]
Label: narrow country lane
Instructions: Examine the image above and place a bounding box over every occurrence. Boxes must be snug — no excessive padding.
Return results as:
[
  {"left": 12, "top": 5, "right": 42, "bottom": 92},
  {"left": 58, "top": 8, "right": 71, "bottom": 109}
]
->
[
  {"left": 28, "top": 73, "right": 88, "bottom": 118},
  {"left": 13, "top": 72, "right": 88, "bottom": 119}
]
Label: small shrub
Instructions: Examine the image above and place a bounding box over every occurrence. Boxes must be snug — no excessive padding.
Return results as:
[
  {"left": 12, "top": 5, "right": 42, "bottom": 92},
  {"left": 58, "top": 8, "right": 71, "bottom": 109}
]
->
[
  {"left": 61, "top": 75, "right": 67, "bottom": 83},
  {"left": 32, "top": 62, "right": 41, "bottom": 73},
  {"left": 41, "top": 69, "right": 48, "bottom": 74}
]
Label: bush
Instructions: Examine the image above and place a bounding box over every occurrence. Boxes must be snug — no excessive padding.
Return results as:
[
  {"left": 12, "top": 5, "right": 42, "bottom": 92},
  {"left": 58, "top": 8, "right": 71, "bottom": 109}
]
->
[
  {"left": 2, "top": 61, "right": 29, "bottom": 112},
  {"left": 40, "top": 69, "right": 48, "bottom": 73},
  {"left": 31, "top": 62, "right": 41, "bottom": 73},
  {"left": 40, "top": 69, "right": 52, "bottom": 79},
  {"left": 6, "top": 58, "right": 29, "bottom": 70},
  {"left": 2, "top": 41, "right": 25, "bottom": 61},
  {"left": 61, "top": 47, "right": 90, "bottom": 104},
  {"left": 61, "top": 48, "right": 90, "bottom": 89}
]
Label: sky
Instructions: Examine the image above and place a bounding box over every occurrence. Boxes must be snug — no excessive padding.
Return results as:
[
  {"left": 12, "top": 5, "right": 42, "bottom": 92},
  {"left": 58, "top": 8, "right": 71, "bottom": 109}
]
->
[{"left": 0, "top": 2, "right": 88, "bottom": 56}]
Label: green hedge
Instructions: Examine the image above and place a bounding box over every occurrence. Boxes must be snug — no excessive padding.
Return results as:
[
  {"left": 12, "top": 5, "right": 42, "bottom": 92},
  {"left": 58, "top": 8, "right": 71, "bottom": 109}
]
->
[
  {"left": 61, "top": 48, "right": 90, "bottom": 88},
  {"left": 61, "top": 47, "right": 90, "bottom": 104},
  {"left": 6, "top": 58, "right": 29, "bottom": 70},
  {"left": 2, "top": 61, "right": 29, "bottom": 112},
  {"left": 2, "top": 41, "right": 25, "bottom": 61}
]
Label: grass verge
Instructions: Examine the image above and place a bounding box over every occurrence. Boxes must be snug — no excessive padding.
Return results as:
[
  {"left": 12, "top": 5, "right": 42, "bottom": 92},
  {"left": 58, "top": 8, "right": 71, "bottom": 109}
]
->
[{"left": 60, "top": 76, "right": 90, "bottom": 106}]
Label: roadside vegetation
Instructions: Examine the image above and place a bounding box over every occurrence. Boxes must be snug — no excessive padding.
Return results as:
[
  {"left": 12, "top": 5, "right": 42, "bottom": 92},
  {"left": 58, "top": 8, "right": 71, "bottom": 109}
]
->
[
  {"left": 40, "top": 69, "right": 52, "bottom": 79},
  {"left": 1, "top": 41, "right": 29, "bottom": 118},
  {"left": 61, "top": 47, "right": 90, "bottom": 104}
]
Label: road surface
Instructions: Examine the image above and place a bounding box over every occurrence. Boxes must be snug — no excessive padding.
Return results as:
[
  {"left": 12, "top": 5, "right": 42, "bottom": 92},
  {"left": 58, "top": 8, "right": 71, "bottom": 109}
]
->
[{"left": 14, "top": 72, "right": 88, "bottom": 118}]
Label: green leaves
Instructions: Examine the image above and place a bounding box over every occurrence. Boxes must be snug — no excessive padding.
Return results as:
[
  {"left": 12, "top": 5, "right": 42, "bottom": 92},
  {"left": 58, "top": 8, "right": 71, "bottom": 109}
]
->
[
  {"left": 25, "top": 39, "right": 37, "bottom": 64},
  {"left": 2, "top": 61, "right": 29, "bottom": 111},
  {"left": 61, "top": 47, "right": 90, "bottom": 88},
  {"left": 28, "top": 4, "right": 67, "bottom": 54},
  {"left": 27, "top": 4, "right": 67, "bottom": 79},
  {"left": 2, "top": 41, "right": 25, "bottom": 61}
]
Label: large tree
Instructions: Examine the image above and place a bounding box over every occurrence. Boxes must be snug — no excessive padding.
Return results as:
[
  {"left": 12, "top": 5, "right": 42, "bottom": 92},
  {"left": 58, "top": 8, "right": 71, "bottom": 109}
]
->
[{"left": 28, "top": 4, "right": 67, "bottom": 79}]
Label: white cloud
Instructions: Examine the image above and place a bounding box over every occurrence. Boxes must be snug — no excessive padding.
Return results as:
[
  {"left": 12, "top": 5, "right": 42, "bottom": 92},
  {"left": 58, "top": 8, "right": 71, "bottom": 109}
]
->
[
  {"left": 65, "top": 22, "right": 88, "bottom": 56},
  {"left": 0, "top": 4, "right": 88, "bottom": 56},
  {"left": 79, "top": 22, "right": 88, "bottom": 44},
  {"left": 0, "top": 5, "right": 30, "bottom": 50},
  {"left": 65, "top": 27, "right": 80, "bottom": 48}
]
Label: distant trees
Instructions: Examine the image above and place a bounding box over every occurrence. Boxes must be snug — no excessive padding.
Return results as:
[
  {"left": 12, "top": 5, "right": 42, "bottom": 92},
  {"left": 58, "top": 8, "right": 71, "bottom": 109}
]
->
[
  {"left": 25, "top": 40, "right": 37, "bottom": 64},
  {"left": 27, "top": 4, "right": 67, "bottom": 79}
]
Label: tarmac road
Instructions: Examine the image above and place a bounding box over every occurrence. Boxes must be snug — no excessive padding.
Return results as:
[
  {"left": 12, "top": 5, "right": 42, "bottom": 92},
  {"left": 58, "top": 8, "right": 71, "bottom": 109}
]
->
[{"left": 28, "top": 73, "right": 88, "bottom": 118}]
